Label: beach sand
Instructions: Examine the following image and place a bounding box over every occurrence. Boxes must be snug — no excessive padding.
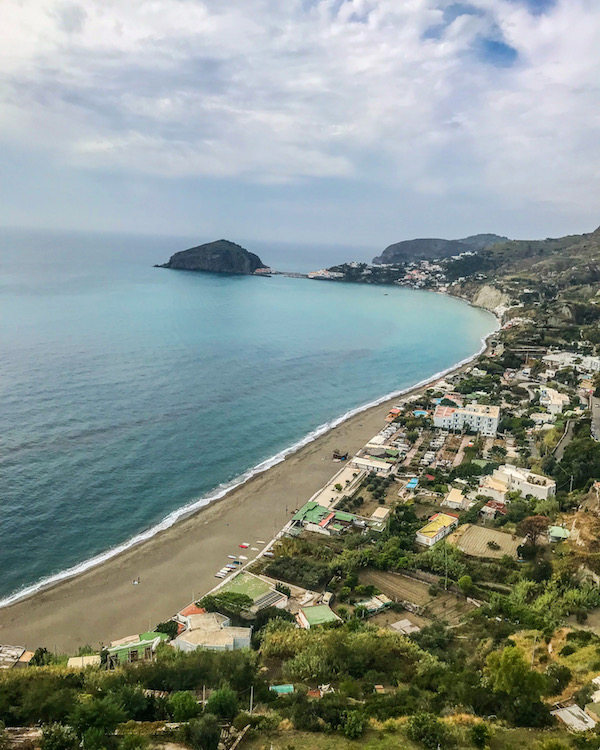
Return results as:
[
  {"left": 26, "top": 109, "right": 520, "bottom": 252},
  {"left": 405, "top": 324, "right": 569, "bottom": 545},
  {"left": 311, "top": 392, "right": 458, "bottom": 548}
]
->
[{"left": 0, "top": 339, "right": 494, "bottom": 653}]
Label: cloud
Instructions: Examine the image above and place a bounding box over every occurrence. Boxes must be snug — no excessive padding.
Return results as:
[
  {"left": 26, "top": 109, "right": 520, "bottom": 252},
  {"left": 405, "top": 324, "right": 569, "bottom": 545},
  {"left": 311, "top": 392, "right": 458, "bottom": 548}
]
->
[{"left": 0, "top": 0, "right": 599, "bottom": 220}]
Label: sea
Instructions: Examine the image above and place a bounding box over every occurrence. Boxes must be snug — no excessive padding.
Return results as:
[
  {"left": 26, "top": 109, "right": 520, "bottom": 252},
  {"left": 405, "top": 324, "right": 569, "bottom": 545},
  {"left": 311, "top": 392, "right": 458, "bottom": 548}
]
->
[{"left": 0, "top": 227, "right": 497, "bottom": 605}]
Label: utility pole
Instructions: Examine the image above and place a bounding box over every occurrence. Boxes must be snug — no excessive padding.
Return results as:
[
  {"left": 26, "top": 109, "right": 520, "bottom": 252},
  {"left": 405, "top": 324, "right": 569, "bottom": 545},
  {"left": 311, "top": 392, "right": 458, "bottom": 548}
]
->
[
  {"left": 531, "top": 634, "right": 537, "bottom": 669},
  {"left": 249, "top": 685, "right": 254, "bottom": 715},
  {"left": 570, "top": 475, "right": 574, "bottom": 493},
  {"left": 444, "top": 542, "right": 448, "bottom": 591}
]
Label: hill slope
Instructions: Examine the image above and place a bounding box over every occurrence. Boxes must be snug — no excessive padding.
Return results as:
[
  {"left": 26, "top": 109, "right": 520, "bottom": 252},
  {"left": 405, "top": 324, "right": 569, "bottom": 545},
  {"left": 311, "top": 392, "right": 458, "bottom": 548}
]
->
[
  {"left": 373, "top": 233, "right": 507, "bottom": 264},
  {"left": 157, "top": 239, "right": 266, "bottom": 274}
]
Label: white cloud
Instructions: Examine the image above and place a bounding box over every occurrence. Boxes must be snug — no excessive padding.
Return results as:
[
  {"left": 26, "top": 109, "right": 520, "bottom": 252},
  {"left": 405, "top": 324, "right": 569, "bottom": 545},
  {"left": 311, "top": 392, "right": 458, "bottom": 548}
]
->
[{"left": 0, "top": 0, "right": 599, "bottom": 216}]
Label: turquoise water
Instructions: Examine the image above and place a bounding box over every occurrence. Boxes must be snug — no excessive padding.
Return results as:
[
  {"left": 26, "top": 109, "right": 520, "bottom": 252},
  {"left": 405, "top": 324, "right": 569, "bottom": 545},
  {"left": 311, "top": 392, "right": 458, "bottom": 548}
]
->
[{"left": 0, "top": 228, "right": 496, "bottom": 603}]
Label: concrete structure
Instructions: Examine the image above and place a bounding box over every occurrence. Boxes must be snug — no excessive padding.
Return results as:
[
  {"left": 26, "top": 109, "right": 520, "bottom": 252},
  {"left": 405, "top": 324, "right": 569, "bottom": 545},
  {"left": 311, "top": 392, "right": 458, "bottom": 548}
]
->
[
  {"left": 539, "top": 387, "right": 570, "bottom": 414},
  {"left": 350, "top": 455, "right": 394, "bottom": 475},
  {"left": 0, "top": 645, "right": 33, "bottom": 669},
  {"left": 491, "top": 464, "right": 555, "bottom": 501},
  {"left": 370, "top": 506, "right": 391, "bottom": 522},
  {"left": 390, "top": 619, "right": 421, "bottom": 635},
  {"left": 433, "top": 403, "right": 500, "bottom": 436},
  {"left": 442, "top": 487, "right": 469, "bottom": 510},
  {"left": 415, "top": 512, "right": 459, "bottom": 547},
  {"left": 291, "top": 501, "right": 386, "bottom": 536},
  {"left": 355, "top": 594, "right": 392, "bottom": 613},
  {"left": 217, "top": 571, "right": 288, "bottom": 613},
  {"left": 531, "top": 412, "right": 556, "bottom": 426},
  {"left": 544, "top": 351, "right": 600, "bottom": 374},
  {"left": 67, "top": 654, "right": 101, "bottom": 669},
  {"left": 173, "top": 612, "right": 251, "bottom": 652},
  {"left": 297, "top": 604, "right": 341, "bottom": 629},
  {"left": 552, "top": 705, "right": 596, "bottom": 732}
]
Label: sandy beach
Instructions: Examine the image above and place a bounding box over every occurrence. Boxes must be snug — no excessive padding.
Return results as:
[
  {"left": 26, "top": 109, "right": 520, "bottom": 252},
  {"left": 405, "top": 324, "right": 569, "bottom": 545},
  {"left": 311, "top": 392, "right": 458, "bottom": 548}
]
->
[{"left": 0, "top": 334, "right": 495, "bottom": 653}]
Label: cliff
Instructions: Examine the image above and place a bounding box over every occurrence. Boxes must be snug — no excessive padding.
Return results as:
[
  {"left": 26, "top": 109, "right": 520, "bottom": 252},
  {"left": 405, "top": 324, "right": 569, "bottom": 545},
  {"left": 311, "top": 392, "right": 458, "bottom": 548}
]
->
[{"left": 156, "top": 240, "right": 266, "bottom": 275}]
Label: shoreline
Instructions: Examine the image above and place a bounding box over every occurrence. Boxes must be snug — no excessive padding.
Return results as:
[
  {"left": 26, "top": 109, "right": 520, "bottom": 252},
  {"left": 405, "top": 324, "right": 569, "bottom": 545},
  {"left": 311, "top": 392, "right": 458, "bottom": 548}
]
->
[{"left": 0, "top": 315, "right": 499, "bottom": 651}]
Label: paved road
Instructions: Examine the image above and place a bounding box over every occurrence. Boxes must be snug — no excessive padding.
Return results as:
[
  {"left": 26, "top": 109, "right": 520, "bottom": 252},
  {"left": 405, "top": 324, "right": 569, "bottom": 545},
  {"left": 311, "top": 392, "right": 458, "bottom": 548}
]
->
[
  {"left": 591, "top": 396, "right": 600, "bottom": 442},
  {"left": 554, "top": 419, "right": 574, "bottom": 461}
]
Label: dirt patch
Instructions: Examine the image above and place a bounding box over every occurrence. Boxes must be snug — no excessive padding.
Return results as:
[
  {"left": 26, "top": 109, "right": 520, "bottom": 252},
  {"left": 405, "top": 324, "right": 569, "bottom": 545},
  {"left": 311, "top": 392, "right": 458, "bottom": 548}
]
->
[{"left": 449, "top": 524, "right": 522, "bottom": 559}]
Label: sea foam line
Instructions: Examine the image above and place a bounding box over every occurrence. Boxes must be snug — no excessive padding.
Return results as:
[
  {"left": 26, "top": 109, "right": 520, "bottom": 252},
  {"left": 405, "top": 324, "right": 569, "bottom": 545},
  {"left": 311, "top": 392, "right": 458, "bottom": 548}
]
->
[{"left": 0, "top": 318, "right": 499, "bottom": 610}]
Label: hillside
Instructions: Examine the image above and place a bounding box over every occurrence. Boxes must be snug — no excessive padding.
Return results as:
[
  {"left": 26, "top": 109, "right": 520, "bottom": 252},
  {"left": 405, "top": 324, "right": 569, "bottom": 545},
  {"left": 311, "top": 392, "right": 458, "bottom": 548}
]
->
[
  {"left": 156, "top": 239, "right": 266, "bottom": 274},
  {"left": 372, "top": 233, "right": 507, "bottom": 264}
]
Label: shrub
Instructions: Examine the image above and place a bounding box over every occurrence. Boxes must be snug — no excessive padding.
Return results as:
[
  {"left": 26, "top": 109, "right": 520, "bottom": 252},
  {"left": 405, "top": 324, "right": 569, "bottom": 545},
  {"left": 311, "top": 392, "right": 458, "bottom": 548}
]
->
[
  {"left": 205, "top": 687, "right": 238, "bottom": 722},
  {"left": 181, "top": 715, "right": 221, "bottom": 750},
  {"left": 406, "top": 713, "right": 454, "bottom": 749},
  {"left": 155, "top": 621, "right": 179, "bottom": 639},
  {"left": 342, "top": 711, "right": 365, "bottom": 739},
  {"left": 40, "top": 724, "right": 78, "bottom": 750},
  {"left": 471, "top": 723, "right": 492, "bottom": 749},
  {"left": 168, "top": 692, "right": 200, "bottom": 722}
]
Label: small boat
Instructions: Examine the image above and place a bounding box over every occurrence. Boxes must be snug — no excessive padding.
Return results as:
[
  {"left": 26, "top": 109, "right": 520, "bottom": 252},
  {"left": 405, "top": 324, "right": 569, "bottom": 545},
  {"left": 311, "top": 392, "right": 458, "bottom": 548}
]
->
[
  {"left": 256, "top": 540, "right": 266, "bottom": 545},
  {"left": 239, "top": 543, "right": 250, "bottom": 548},
  {"left": 239, "top": 555, "right": 248, "bottom": 561},
  {"left": 263, "top": 551, "right": 275, "bottom": 558},
  {"left": 232, "top": 560, "right": 242, "bottom": 565},
  {"left": 227, "top": 555, "right": 237, "bottom": 559},
  {"left": 251, "top": 547, "right": 259, "bottom": 551},
  {"left": 215, "top": 573, "right": 226, "bottom": 578}
]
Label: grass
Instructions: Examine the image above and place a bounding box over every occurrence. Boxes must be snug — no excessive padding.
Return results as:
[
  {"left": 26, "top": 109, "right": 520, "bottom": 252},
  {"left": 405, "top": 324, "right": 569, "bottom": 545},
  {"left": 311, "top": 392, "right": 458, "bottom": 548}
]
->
[
  {"left": 220, "top": 571, "right": 271, "bottom": 601},
  {"left": 241, "top": 726, "right": 571, "bottom": 750}
]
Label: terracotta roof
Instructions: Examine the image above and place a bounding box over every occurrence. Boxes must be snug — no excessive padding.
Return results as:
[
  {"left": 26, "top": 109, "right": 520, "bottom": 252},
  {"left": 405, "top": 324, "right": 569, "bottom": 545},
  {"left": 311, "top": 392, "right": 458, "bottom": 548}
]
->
[{"left": 179, "top": 604, "right": 206, "bottom": 618}]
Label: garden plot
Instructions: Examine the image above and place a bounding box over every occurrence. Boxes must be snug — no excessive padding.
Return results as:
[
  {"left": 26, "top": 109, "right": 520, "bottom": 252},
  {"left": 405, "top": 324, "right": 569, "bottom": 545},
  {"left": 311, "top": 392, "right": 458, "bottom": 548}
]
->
[{"left": 449, "top": 524, "right": 522, "bottom": 559}]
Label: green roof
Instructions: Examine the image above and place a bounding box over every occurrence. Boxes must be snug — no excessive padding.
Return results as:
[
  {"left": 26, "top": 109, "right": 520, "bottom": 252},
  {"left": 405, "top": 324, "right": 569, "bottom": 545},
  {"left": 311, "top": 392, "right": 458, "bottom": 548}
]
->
[
  {"left": 471, "top": 459, "right": 489, "bottom": 468},
  {"left": 548, "top": 526, "right": 570, "bottom": 539},
  {"left": 218, "top": 572, "right": 272, "bottom": 602},
  {"left": 301, "top": 604, "right": 340, "bottom": 626},
  {"left": 141, "top": 631, "right": 169, "bottom": 642},
  {"left": 292, "top": 501, "right": 329, "bottom": 525},
  {"left": 334, "top": 511, "right": 355, "bottom": 522}
]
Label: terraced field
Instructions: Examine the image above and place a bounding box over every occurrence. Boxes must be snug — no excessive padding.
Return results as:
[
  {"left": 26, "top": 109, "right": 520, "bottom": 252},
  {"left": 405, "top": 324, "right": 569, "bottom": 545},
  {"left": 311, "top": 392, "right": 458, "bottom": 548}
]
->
[{"left": 361, "top": 570, "right": 475, "bottom": 625}]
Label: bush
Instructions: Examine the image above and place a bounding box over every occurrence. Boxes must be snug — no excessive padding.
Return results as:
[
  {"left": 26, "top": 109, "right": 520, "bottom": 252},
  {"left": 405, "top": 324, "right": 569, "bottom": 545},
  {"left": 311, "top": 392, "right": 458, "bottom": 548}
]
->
[
  {"left": 155, "top": 621, "right": 179, "bottom": 639},
  {"left": 205, "top": 687, "right": 238, "bottom": 722},
  {"left": 168, "top": 692, "right": 200, "bottom": 722},
  {"left": 40, "top": 724, "right": 78, "bottom": 750},
  {"left": 181, "top": 714, "right": 221, "bottom": 750},
  {"left": 471, "top": 723, "right": 492, "bottom": 749},
  {"left": 342, "top": 711, "right": 365, "bottom": 739},
  {"left": 406, "top": 713, "right": 454, "bottom": 749},
  {"left": 545, "top": 663, "right": 572, "bottom": 696}
]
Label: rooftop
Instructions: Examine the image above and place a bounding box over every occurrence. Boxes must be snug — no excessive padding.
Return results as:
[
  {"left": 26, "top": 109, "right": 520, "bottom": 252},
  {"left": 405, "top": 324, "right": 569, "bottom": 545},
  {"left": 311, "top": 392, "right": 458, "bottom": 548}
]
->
[
  {"left": 218, "top": 572, "right": 272, "bottom": 603},
  {"left": 175, "top": 612, "right": 252, "bottom": 649},
  {"left": 300, "top": 604, "right": 341, "bottom": 627},
  {"left": 417, "top": 513, "right": 458, "bottom": 540}
]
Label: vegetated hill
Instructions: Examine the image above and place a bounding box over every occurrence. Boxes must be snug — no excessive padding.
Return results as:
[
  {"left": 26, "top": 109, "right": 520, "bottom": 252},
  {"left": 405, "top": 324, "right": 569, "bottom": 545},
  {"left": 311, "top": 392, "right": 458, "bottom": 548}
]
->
[
  {"left": 156, "top": 239, "right": 266, "bottom": 274},
  {"left": 372, "top": 233, "right": 507, "bottom": 264}
]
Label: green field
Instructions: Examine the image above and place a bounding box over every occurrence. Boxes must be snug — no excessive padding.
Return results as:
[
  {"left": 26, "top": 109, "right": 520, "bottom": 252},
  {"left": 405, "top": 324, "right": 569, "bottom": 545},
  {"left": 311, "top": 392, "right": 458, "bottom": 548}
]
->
[{"left": 220, "top": 572, "right": 271, "bottom": 601}]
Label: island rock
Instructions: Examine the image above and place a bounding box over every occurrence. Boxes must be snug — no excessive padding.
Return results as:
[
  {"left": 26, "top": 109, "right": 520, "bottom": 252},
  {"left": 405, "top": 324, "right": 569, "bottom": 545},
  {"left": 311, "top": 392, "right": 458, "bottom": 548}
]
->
[{"left": 156, "top": 239, "right": 266, "bottom": 275}]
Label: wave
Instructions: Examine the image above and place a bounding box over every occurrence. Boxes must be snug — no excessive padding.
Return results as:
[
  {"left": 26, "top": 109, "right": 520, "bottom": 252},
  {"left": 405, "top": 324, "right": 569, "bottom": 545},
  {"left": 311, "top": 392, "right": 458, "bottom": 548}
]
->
[{"left": 0, "top": 316, "right": 499, "bottom": 609}]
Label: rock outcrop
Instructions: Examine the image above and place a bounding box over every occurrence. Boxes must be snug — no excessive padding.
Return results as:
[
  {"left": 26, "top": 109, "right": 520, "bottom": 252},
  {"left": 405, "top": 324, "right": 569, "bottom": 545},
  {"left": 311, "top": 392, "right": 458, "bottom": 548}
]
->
[{"left": 156, "top": 240, "right": 266, "bottom": 275}]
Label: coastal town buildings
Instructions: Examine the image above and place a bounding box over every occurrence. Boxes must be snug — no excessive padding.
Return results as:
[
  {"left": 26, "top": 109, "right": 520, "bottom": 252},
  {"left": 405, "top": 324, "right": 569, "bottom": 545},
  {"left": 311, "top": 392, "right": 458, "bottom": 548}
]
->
[
  {"left": 0, "top": 645, "right": 34, "bottom": 669},
  {"left": 106, "top": 632, "right": 169, "bottom": 668},
  {"left": 539, "top": 386, "right": 571, "bottom": 414},
  {"left": 415, "top": 512, "right": 459, "bottom": 547},
  {"left": 543, "top": 351, "right": 600, "bottom": 373},
  {"left": 433, "top": 403, "right": 500, "bottom": 436}
]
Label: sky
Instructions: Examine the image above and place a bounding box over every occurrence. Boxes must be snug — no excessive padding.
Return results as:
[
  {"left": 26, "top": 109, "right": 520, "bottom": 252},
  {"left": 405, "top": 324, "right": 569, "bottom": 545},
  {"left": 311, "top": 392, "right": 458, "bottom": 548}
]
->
[{"left": 0, "top": 0, "right": 599, "bottom": 248}]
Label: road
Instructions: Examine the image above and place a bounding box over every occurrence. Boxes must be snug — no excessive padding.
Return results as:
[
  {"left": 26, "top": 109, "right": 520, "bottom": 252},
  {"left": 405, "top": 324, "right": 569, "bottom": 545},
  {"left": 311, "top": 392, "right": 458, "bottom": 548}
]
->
[
  {"left": 553, "top": 420, "right": 574, "bottom": 461},
  {"left": 591, "top": 396, "right": 600, "bottom": 442}
]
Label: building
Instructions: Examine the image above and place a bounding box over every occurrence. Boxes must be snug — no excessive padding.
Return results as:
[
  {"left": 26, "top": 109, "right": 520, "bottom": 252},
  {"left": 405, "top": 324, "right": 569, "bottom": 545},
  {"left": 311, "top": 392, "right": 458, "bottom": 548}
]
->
[
  {"left": 173, "top": 612, "right": 251, "bottom": 652},
  {"left": 350, "top": 455, "right": 395, "bottom": 476},
  {"left": 548, "top": 526, "right": 570, "bottom": 543},
  {"left": 415, "top": 513, "right": 459, "bottom": 547},
  {"left": 355, "top": 594, "right": 392, "bottom": 613},
  {"left": 67, "top": 655, "right": 101, "bottom": 669},
  {"left": 480, "top": 464, "right": 556, "bottom": 501},
  {"left": 297, "top": 604, "right": 341, "bottom": 629},
  {"left": 106, "top": 632, "right": 169, "bottom": 668},
  {"left": 0, "top": 645, "right": 34, "bottom": 669},
  {"left": 216, "top": 571, "right": 288, "bottom": 614},
  {"left": 291, "top": 501, "right": 386, "bottom": 536},
  {"left": 539, "top": 387, "right": 570, "bottom": 414},
  {"left": 442, "top": 487, "right": 469, "bottom": 511},
  {"left": 433, "top": 403, "right": 500, "bottom": 436},
  {"left": 543, "top": 351, "right": 600, "bottom": 374},
  {"left": 552, "top": 705, "right": 596, "bottom": 732}
]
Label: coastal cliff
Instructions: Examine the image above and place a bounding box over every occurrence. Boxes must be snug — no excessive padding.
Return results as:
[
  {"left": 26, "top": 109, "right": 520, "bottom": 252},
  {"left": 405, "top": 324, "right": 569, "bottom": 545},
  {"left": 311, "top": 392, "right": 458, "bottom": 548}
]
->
[{"left": 156, "top": 239, "right": 266, "bottom": 274}]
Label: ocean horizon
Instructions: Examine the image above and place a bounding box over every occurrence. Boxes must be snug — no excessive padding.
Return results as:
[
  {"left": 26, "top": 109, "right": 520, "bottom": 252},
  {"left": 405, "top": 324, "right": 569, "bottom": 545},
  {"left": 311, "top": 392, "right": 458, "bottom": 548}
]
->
[{"left": 0, "top": 227, "right": 497, "bottom": 605}]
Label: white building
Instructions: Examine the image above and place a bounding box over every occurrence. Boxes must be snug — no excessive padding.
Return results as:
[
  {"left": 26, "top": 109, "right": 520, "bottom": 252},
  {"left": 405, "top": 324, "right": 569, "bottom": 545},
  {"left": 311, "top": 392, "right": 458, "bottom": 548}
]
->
[
  {"left": 539, "top": 387, "right": 570, "bottom": 414},
  {"left": 351, "top": 456, "right": 394, "bottom": 476},
  {"left": 480, "top": 464, "right": 555, "bottom": 502},
  {"left": 433, "top": 403, "right": 500, "bottom": 436},
  {"left": 441, "top": 487, "right": 470, "bottom": 511},
  {"left": 415, "top": 513, "right": 459, "bottom": 547},
  {"left": 173, "top": 613, "right": 252, "bottom": 652},
  {"left": 543, "top": 351, "right": 600, "bottom": 374}
]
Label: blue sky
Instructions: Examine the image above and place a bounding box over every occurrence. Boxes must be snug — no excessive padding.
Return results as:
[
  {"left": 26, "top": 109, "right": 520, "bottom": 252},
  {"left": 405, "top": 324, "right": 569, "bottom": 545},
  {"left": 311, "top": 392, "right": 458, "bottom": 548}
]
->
[{"left": 0, "top": 0, "right": 598, "bottom": 247}]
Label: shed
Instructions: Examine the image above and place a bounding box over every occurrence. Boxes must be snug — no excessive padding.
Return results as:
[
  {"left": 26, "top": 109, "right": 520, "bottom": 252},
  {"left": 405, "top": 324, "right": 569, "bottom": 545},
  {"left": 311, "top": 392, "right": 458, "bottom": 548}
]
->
[
  {"left": 298, "top": 604, "right": 341, "bottom": 629},
  {"left": 548, "top": 526, "right": 570, "bottom": 543}
]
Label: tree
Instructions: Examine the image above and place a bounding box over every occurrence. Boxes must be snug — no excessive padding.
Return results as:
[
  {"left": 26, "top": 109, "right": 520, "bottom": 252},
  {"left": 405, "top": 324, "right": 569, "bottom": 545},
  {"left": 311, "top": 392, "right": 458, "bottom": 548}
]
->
[
  {"left": 31, "top": 647, "right": 54, "bottom": 667},
  {"left": 485, "top": 646, "right": 546, "bottom": 704},
  {"left": 168, "top": 691, "right": 200, "bottom": 722},
  {"left": 0, "top": 722, "right": 8, "bottom": 750},
  {"left": 518, "top": 515, "right": 550, "bottom": 546},
  {"left": 200, "top": 592, "right": 253, "bottom": 618},
  {"left": 182, "top": 715, "right": 221, "bottom": 750},
  {"left": 155, "top": 620, "right": 179, "bottom": 639},
  {"left": 205, "top": 687, "right": 238, "bottom": 722},
  {"left": 470, "top": 723, "right": 492, "bottom": 749},
  {"left": 40, "top": 724, "right": 78, "bottom": 750},
  {"left": 458, "top": 575, "right": 474, "bottom": 596},
  {"left": 69, "top": 697, "right": 126, "bottom": 737}
]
